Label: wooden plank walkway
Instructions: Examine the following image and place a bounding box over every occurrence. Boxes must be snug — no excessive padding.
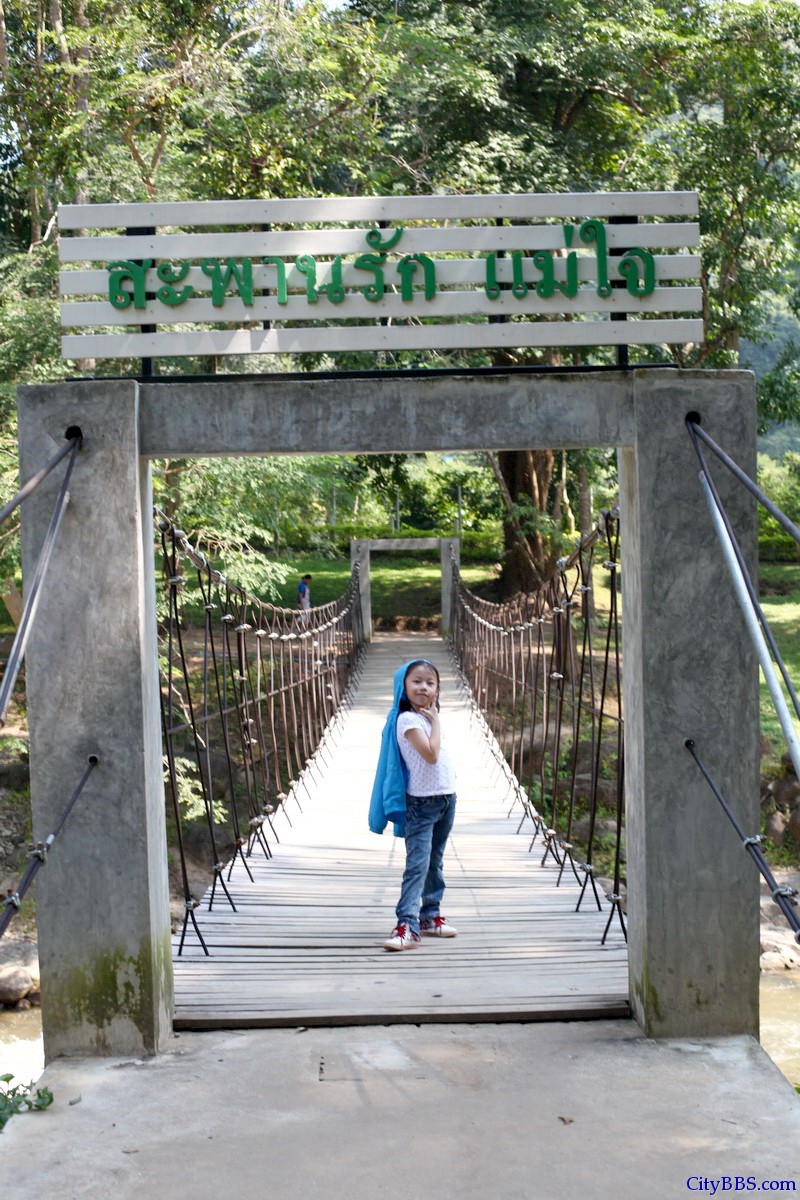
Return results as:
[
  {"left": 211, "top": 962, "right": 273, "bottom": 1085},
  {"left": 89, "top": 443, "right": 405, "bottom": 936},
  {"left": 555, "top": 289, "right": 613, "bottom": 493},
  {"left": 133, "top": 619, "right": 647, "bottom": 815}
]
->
[{"left": 173, "top": 633, "right": 630, "bottom": 1028}]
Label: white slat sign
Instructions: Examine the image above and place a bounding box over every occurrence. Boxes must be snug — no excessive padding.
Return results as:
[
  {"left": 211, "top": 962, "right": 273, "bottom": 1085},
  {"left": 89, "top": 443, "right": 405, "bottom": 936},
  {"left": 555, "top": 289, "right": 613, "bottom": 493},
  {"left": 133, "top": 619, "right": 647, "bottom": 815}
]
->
[{"left": 57, "top": 192, "right": 703, "bottom": 360}]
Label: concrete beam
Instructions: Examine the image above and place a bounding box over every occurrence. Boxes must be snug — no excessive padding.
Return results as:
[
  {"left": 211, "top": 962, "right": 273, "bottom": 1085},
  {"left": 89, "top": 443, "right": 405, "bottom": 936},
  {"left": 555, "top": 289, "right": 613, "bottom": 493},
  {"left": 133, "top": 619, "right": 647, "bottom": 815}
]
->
[
  {"left": 138, "top": 370, "right": 635, "bottom": 457},
  {"left": 619, "top": 369, "right": 759, "bottom": 1037},
  {"left": 18, "top": 381, "right": 172, "bottom": 1059},
  {"left": 367, "top": 538, "right": 442, "bottom": 551}
]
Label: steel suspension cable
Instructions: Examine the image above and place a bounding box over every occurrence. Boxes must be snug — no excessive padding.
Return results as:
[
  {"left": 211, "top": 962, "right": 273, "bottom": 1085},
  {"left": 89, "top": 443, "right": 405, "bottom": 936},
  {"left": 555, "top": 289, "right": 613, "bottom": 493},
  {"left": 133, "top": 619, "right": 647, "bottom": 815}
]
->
[
  {"left": 0, "top": 434, "right": 80, "bottom": 527},
  {"left": 688, "top": 420, "right": 800, "bottom": 545},
  {"left": 687, "top": 419, "right": 800, "bottom": 725},
  {"left": 685, "top": 739, "right": 800, "bottom": 943},
  {"left": 0, "top": 436, "right": 81, "bottom": 728},
  {"left": 1, "top": 755, "right": 98, "bottom": 939}
]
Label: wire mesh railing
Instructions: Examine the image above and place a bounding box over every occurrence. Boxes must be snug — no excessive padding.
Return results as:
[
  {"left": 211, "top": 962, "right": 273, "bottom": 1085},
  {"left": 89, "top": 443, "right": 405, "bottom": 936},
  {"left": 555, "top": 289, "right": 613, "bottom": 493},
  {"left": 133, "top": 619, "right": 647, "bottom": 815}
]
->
[
  {"left": 157, "top": 512, "right": 365, "bottom": 954},
  {"left": 449, "top": 510, "right": 626, "bottom": 943}
]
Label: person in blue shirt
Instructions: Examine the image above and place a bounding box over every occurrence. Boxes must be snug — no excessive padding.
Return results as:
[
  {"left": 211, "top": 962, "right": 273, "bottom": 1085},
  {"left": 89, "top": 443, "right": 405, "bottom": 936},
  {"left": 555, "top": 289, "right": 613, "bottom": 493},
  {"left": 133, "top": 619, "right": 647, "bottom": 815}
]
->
[{"left": 296, "top": 573, "right": 312, "bottom": 625}]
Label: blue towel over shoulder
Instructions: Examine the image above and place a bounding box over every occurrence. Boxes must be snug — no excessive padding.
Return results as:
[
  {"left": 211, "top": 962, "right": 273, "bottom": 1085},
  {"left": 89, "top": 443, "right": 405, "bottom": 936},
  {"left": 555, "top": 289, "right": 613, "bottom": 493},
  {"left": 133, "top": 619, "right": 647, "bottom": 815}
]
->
[{"left": 368, "top": 659, "right": 418, "bottom": 838}]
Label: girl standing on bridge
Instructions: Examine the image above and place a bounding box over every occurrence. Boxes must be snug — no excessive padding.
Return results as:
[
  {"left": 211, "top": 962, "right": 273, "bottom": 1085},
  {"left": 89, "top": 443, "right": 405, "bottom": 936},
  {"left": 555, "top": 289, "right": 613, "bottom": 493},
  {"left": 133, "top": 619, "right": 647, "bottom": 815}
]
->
[{"left": 369, "top": 658, "right": 458, "bottom": 951}]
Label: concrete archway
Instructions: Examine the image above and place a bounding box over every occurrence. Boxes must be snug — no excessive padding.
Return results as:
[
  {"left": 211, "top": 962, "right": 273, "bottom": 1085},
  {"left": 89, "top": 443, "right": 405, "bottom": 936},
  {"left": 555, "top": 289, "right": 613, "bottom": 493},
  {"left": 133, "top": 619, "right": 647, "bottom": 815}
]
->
[{"left": 18, "top": 366, "right": 759, "bottom": 1056}]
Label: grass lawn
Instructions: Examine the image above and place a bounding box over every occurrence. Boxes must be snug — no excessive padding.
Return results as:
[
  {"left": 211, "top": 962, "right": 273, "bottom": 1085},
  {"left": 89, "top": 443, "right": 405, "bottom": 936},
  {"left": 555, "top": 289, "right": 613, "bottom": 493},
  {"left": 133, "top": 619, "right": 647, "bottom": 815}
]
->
[
  {"left": 271, "top": 551, "right": 499, "bottom": 619},
  {"left": 757, "top": 565, "right": 800, "bottom": 768}
]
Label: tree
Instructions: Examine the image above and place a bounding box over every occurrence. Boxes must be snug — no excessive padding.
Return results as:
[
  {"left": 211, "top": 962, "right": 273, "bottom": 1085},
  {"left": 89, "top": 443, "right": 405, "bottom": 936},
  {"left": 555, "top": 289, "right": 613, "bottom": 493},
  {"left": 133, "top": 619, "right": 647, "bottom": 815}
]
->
[
  {"left": 346, "top": 0, "right": 800, "bottom": 591},
  {"left": 3, "top": 0, "right": 800, "bottom": 601}
]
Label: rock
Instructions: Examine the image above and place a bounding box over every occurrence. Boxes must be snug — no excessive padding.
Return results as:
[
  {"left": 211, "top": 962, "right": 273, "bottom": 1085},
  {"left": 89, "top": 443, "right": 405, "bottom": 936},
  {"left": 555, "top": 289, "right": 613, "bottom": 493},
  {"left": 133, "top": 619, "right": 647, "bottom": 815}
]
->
[
  {"left": 761, "top": 926, "right": 797, "bottom": 955},
  {"left": 567, "top": 814, "right": 621, "bottom": 849},
  {"left": 0, "top": 964, "right": 34, "bottom": 1003},
  {"left": 772, "top": 776, "right": 800, "bottom": 809},
  {"left": 760, "top": 950, "right": 791, "bottom": 972},
  {"left": 760, "top": 936, "right": 800, "bottom": 970},
  {"left": 788, "top": 805, "right": 800, "bottom": 843},
  {"left": 765, "top": 810, "right": 786, "bottom": 848},
  {"left": 571, "top": 816, "right": 591, "bottom": 844},
  {"left": 0, "top": 759, "right": 29, "bottom": 791},
  {"left": 0, "top": 935, "right": 39, "bottom": 977},
  {"left": 594, "top": 778, "right": 620, "bottom": 806},
  {"left": 572, "top": 737, "right": 620, "bottom": 778}
]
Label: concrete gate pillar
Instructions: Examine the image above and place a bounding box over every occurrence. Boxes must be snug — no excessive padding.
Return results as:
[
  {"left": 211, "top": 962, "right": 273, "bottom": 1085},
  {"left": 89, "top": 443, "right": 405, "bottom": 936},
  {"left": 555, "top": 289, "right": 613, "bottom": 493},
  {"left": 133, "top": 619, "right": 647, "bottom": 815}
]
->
[
  {"left": 439, "top": 537, "right": 460, "bottom": 638},
  {"left": 350, "top": 538, "right": 371, "bottom": 641},
  {"left": 18, "top": 381, "right": 172, "bottom": 1058},
  {"left": 619, "top": 370, "right": 760, "bottom": 1037}
]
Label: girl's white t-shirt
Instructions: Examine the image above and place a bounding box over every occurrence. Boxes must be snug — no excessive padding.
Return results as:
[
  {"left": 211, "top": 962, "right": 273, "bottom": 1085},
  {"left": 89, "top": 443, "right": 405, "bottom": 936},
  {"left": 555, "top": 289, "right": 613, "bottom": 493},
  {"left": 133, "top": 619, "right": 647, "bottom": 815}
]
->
[{"left": 396, "top": 711, "right": 456, "bottom": 796}]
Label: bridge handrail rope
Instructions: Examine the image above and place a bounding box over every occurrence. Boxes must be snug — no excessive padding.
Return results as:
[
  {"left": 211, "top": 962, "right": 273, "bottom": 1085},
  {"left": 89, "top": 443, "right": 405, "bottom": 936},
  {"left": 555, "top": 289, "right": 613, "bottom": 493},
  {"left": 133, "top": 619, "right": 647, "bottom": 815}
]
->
[
  {"left": 0, "top": 755, "right": 98, "bottom": 939},
  {"left": 685, "top": 419, "right": 800, "bottom": 941},
  {"left": 156, "top": 509, "right": 365, "bottom": 954},
  {"left": 0, "top": 433, "right": 82, "bottom": 728},
  {"left": 449, "top": 509, "right": 627, "bottom": 944}
]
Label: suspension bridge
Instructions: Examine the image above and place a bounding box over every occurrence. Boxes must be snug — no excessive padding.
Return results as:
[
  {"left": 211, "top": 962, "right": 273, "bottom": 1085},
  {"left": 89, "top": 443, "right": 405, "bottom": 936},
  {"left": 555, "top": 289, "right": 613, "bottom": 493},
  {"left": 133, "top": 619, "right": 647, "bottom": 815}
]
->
[
  {"left": 4, "top": 399, "right": 800, "bottom": 1200},
  {"left": 3, "top": 365, "right": 790, "bottom": 1052},
  {"left": 170, "top": 632, "right": 628, "bottom": 1028},
  {"left": 5, "top": 182, "right": 800, "bottom": 1190}
]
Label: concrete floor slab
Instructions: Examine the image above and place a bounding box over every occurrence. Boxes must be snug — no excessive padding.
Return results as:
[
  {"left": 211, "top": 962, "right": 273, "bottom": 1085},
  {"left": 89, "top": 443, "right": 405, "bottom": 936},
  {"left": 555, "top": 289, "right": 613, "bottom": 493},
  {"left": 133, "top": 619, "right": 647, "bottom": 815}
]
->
[{"left": 3, "top": 1021, "right": 798, "bottom": 1200}]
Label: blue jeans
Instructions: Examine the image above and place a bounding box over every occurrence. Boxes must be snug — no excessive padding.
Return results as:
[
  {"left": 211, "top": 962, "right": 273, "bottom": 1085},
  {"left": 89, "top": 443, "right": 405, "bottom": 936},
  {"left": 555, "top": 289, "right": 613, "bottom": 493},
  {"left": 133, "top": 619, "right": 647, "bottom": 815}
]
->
[{"left": 396, "top": 793, "right": 456, "bottom": 934}]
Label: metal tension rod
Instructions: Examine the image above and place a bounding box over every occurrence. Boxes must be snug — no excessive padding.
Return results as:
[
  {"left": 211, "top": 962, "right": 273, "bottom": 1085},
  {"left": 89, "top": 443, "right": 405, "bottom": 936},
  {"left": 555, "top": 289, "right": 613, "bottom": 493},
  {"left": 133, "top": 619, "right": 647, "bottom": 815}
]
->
[
  {"left": 0, "top": 755, "right": 98, "bottom": 939},
  {"left": 0, "top": 435, "right": 81, "bottom": 727},
  {"left": 684, "top": 740, "right": 800, "bottom": 944}
]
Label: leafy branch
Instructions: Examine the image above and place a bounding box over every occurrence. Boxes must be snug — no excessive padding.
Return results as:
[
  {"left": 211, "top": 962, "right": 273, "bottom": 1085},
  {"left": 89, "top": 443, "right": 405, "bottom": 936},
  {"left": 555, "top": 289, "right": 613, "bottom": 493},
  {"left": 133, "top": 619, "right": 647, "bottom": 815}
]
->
[{"left": 0, "top": 1074, "right": 54, "bottom": 1132}]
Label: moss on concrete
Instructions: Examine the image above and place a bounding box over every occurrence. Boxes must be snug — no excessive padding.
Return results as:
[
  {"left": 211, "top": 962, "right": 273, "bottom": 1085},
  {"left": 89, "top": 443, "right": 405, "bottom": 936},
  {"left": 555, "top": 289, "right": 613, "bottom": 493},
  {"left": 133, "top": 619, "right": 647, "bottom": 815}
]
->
[
  {"left": 43, "top": 930, "right": 173, "bottom": 1054},
  {"left": 631, "top": 959, "right": 663, "bottom": 1031}
]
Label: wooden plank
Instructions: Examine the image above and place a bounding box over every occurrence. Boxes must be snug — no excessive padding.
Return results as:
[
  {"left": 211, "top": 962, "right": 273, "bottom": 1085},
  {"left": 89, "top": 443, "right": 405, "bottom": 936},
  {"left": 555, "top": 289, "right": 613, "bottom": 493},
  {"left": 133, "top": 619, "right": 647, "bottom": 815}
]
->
[
  {"left": 60, "top": 286, "right": 702, "bottom": 329},
  {"left": 57, "top": 222, "right": 700, "bottom": 262},
  {"left": 58, "top": 254, "right": 702, "bottom": 296},
  {"left": 62, "top": 317, "right": 704, "bottom": 360},
  {"left": 58, "top": 191, "right": 699, "bottom": 229}
]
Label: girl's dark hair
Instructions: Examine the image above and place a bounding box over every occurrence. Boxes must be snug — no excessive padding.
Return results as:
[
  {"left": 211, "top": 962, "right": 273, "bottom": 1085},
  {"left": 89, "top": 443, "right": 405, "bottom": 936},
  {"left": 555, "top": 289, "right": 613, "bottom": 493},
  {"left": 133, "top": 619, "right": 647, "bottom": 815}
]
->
[{"left": 398, "top": 659, "right": 441, "bottom": 712}]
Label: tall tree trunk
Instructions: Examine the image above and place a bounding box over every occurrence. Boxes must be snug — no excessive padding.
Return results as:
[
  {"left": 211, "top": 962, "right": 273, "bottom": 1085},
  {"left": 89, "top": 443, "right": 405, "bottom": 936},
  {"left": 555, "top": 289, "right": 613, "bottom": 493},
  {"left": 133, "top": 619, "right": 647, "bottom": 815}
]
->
[
  {"left": 552, "top": 451, "right": 575, "bottom": 537},
  {"left": 0, "top": 0, "right": 9, "bottom": 78},
  {"left": 578, "top": 460, "right": 593, "bottom": 539},
  {"left": 2, "top": 578, "right": 23, "bottom": 627},
  {"left": 496, "top": 448, "right": 556, "bottom": 594},
  {"left": 29, "top": 186, "right": 42, "bottom": 246}
]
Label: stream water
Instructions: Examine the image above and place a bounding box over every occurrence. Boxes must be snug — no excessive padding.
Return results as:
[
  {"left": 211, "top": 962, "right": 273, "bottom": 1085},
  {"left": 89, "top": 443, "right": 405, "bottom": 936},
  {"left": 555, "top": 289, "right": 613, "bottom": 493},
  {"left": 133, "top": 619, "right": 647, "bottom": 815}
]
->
[
  {"left": 759, "top": 973, "right": 800, "bottom": 1088},
  {"left": 0, "top": 1007, "right": 43, "bottom": 1084},
  {"left": 1, "top": 976, "right": 798, "bottom": 1089}
]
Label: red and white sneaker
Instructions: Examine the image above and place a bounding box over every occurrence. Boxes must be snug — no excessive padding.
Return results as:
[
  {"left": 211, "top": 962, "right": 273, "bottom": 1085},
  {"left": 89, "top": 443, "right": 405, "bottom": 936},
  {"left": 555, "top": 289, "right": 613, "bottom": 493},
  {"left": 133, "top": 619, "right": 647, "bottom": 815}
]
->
[
  {"left": 383, "top": 922, "right": 421, "bottom": 951},
  {"left": 420, "top": 916, "right": 458, "bottom": 938}
]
